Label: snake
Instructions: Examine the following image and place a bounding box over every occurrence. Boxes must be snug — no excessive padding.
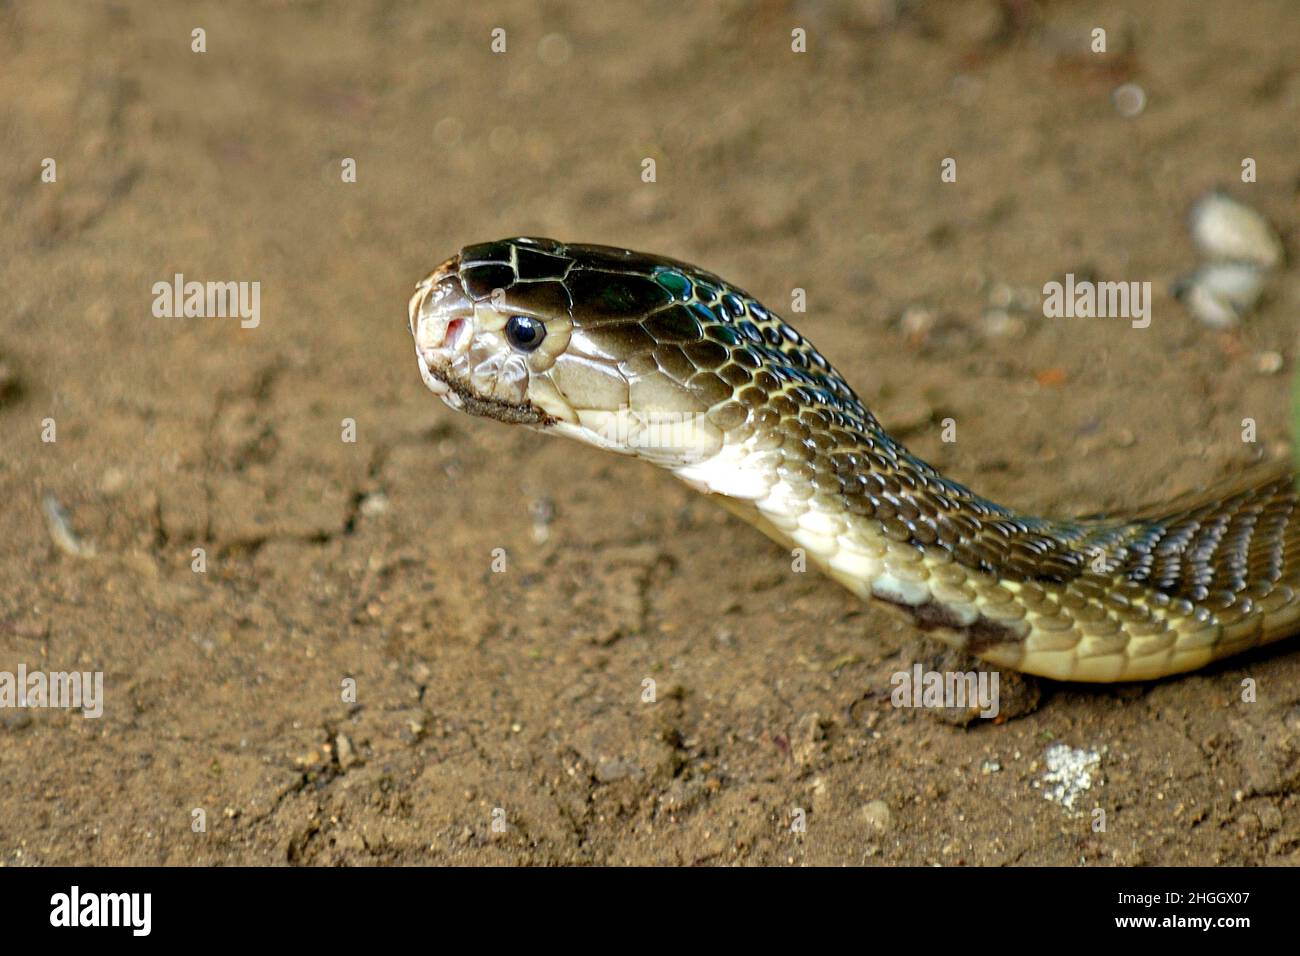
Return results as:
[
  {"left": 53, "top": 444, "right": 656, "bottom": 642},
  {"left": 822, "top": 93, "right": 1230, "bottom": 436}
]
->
[{"left": 407, "top": 237, "right": 1300, "bottom": 682}]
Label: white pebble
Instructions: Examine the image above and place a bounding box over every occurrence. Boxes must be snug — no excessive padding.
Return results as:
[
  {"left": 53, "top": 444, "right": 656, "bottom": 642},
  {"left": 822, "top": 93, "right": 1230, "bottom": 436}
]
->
[
  {"left": 1189, "top": 191, "right": 1283, "bottom": 269},
  {"left": 1256, "top": 350, "right": 1284, "bottom": 375},
  {"left": 1174, "top": 261, "right": 1267, "bottom": 329},
  {"left": 1111, "top": 83, "right": 1147, "bottom": 118},
  {"left": 900, "top": 304, "right": 936, "bottom": 338},
  {"left": 1038, "top": 743, "right": 1102, "bottom": 811}
]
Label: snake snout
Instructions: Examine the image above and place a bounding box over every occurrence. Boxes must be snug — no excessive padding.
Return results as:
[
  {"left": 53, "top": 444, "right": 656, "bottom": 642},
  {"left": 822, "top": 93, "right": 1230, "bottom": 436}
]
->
[
  {"left": 409, "top": 255, "right": 478, "bottom": 408},
  {"left": 410, "top": 266, "right": 473, "bottom": 353},
  {"left": 408, "top": 255, "right": 464, "bottom": 337}
]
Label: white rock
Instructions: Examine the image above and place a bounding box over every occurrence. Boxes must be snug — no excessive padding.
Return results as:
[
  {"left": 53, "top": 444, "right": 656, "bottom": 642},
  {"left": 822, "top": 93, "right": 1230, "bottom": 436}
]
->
[
  {"left": 1189, "top": 191, "right": 1283, "bottom": 269},
  {"left": 1175, "top": 261, "right": 1267, "bottom": 328}
]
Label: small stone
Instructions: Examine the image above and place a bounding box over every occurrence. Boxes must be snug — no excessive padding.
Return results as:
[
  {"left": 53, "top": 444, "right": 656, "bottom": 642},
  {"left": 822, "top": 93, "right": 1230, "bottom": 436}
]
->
[
  {"left": 900, "top": 304, "right": 937, "bottom": 340},
  {"left": 792, "top": 712, "right": 828, "bottom": 768},
  {"left": 530, "top": 496, "right": 556, "bottom": 543},
  {"left": 1175, "top": 262, "right": 1267, "bottom": 328},
  {"left": 99, "top": 468, "right": 128, "bottom": 496},
  {"left": 1189, "top": 191, "right": 1284, "bottom": 270},
  {"left": 981, "top": 759, "right": 1001, "bottom": 774},
  {"left": 1256, "top": 804, "right": 1283, "bottom": 832},
  {"left": 1255, "top": 350, "right": 1284, "bottom": 375},
  {"left": 860, "top": 799, "right": 892, "bottom": 833},
  {"left": 1111, "top": 83, "right": 1147, "bottom": 118},
  {"left": 1, "top": 711, "right": 33, "bottom": 731},
  {"left": 1039, "top": 743, "right": 1102, "bottom": 810},
  {"left": 980, "top": 309, "right": 1024, "bottom": 339},
  {"left": 42, "top": 494, "right": 94, "bottom": 558},
  {"left": 335, "top": 733, "right": 356, "bottom": 769}
]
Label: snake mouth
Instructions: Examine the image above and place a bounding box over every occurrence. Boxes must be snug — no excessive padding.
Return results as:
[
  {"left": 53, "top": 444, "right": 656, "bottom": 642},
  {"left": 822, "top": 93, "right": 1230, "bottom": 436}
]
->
[
  {"left": 417, "top": 352, "right": 555, "bottom": 425},
  {"left": 414, "top": 353, "right": 458, "bottom": 404}
]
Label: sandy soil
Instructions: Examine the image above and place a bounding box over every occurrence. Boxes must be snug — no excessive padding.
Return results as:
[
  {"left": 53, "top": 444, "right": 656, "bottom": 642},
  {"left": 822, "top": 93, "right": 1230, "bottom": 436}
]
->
[{"left": 2, "top": 0, "right": 1299, "bottom": 865}]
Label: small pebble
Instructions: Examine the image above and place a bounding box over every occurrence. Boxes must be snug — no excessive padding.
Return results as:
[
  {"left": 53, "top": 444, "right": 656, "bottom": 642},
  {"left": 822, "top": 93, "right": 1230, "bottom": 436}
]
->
[
  {"left": 1038, "top": 743, "right": 1102, "bottom": 810},
  {"left": 860, "top": 799, "right": 893, "bottom": 833},
  {"left": 42, "top": 493, "right": 94, "bottom": 558},
  {"left": 980, "top": 309, "right": 1025, "bottom": 339},
  {"left": 1189, "top": 191, "right": 1283, "bottom": 269},
  {"left": 335, "top": 733, "right": 357, "bottom": 769},
  {"left": 529, "top": 496, "right": 556, "bottom": 544},
  {"left": 99, "top": 468, "right": 128, "bottom": 496},
  {"left": 1111, "top": 83, "right": 1147, "bottom": 118},
  {"left": 900, "top": 304, "right": 937, "bottom": 340},
  {"left": 1256, "top": 350, "right": 1284, "bottom": 375},
  {"left": 1174, "top": 261, "right": 1267, "bottom": 329}
]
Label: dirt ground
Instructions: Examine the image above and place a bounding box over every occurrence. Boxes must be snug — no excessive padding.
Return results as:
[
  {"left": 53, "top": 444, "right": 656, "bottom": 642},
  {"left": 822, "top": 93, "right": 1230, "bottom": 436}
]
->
[{"left": 2, "top": 0, "right": 1299, "bottom": 866}]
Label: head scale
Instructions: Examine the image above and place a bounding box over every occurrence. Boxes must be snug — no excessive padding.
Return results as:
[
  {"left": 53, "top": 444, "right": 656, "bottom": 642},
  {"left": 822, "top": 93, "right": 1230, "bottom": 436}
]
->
[{"left": 407, "top": 237, "right": 867, "bottom": 471}]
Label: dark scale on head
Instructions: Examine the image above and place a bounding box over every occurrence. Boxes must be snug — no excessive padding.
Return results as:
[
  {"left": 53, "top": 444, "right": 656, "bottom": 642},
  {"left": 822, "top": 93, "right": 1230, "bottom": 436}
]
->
[
  {"left": 515, "top": 246, "right": 571, "bottom": 282},
  {"left": 461, "top": 263, "right": 516, "bottom": 299}
]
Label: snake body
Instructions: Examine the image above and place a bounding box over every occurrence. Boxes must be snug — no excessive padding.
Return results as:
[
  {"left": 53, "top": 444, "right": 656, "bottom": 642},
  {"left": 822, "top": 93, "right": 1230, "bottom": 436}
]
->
[{"left": 408, "top": 238, "right": 1300, "bottom": 682}]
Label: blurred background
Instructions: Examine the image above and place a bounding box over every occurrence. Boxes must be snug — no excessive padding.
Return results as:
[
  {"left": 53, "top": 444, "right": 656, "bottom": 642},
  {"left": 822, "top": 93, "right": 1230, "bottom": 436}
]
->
[{"left": 1, "top": 1, "right": 1297, "bottom": 865}]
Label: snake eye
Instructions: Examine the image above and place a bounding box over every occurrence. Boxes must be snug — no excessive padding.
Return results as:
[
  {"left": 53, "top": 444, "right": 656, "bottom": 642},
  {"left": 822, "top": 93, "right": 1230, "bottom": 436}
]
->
[{"left": 505, "top": 315, "right": 546, "bottom": 352}]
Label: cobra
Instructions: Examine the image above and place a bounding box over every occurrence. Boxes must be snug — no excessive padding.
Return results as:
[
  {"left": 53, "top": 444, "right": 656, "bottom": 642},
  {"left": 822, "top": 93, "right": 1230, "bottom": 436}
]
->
[{"left": 407, "top": 237, "right": 1299, "bottom": 682}]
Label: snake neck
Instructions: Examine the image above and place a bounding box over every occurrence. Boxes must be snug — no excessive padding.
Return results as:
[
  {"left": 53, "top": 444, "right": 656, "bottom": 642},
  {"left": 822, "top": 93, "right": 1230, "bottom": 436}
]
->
[{"left": 672, "top": 401, "right": 1300, "bottom": 682}]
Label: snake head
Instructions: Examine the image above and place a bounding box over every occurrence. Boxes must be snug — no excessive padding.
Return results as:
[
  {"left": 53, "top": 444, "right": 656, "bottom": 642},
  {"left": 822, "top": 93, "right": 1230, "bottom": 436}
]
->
[
  {"left": 407, "top": 247, "right": 562, "bottom": 426},
  {"left": 408, "top": 236, "right": 789, "bottom": 467}
]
